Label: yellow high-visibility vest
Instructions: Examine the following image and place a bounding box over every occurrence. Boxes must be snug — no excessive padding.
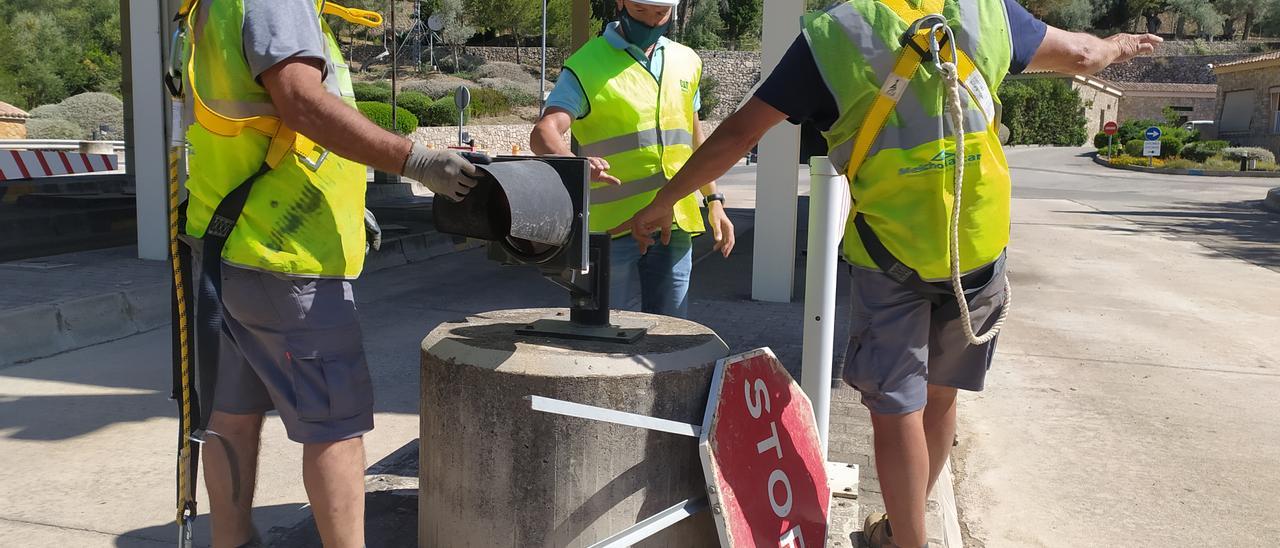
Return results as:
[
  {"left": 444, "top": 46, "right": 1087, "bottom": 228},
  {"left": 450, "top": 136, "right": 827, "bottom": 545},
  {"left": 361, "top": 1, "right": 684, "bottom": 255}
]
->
[
  {"left": 563, "top": 36, "right": 706, "bottom": 236},
  {"left": 805, "top": 0, "right": 1013, "bottom": 279},
  {"left": 182, "top": 0, "right": 381, "bottom": 278}
]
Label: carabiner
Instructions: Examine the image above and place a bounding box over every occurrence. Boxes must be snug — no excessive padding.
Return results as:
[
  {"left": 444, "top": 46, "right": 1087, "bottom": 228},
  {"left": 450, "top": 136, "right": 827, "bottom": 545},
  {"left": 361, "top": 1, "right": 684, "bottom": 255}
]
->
[
  {"left": 165, "top": 26, "right": 187, "bottom": 98},
  {"left": 927, "top": 22, "right": 959, "bottom": 73}
]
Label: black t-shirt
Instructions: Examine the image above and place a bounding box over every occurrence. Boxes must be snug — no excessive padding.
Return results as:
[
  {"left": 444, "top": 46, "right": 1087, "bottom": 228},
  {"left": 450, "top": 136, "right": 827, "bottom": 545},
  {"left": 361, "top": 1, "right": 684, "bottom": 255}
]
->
[{"left": 755, "top": 0, "right": 1048, "bottom": 132}]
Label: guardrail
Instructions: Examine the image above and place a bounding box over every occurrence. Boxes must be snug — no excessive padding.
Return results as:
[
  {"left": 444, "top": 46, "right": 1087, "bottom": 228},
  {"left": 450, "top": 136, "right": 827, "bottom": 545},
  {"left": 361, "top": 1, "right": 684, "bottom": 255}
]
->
[{"left": 0, "top": 139, "right": 126, "bottom": 154}]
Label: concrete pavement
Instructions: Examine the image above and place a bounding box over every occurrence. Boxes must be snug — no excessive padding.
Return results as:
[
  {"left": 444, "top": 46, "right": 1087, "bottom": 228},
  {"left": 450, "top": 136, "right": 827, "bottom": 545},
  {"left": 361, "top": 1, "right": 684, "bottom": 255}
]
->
[{"left": 953, "top": 148, "right": 1280, "bottom": 546}]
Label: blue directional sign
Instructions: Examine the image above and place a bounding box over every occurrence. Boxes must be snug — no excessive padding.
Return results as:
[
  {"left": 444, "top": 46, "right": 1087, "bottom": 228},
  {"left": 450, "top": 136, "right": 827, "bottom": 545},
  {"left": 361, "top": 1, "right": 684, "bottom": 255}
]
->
[{"left": 1145, "top": 126, "right": 1162, "bottom": 141}]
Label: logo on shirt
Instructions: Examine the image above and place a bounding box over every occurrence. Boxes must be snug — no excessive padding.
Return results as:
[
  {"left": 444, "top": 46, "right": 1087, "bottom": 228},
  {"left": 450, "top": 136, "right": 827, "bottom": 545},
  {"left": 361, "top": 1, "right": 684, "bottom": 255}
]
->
[
  {"left": 898, "top": 150, "right": 981, "bottom": 175},
  {"left": 680, "top": 79, "right": 691, "bottom": 93}
]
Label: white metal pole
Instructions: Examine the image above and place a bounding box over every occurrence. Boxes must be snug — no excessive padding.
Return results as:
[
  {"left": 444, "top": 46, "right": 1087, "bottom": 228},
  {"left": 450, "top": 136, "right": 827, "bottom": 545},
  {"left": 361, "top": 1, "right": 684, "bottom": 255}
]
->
[
  {"left": 751, "top": 0, "right": 803, "bottom": 302},
  {"left": 126, "top": 0, "right": 169, "bottom": 261},
  {"left": 540, "top": 0, "right": 548, "bottom": 114},
  {"left": 800, "top": 156, "right": 847, "bottom": 455}
]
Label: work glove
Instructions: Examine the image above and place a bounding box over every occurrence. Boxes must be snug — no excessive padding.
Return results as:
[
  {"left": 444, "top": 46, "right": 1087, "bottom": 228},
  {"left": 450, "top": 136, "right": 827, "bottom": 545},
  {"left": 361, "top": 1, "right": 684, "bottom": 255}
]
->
[
  {"left": 364, "top": 208, "right": 381, "bottom": 254},
  {"left": 401, "top": 144, "right": 484, "bottom": 202}
]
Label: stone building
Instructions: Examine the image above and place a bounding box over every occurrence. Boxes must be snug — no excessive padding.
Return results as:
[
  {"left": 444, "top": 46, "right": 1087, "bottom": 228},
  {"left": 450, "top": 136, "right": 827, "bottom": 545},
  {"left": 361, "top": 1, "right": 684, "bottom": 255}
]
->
[
  {"left": 1212, "top": 52, "right": 1280, "bottom": 154},
  {"left": 0, "top": 101, "right": 28, "bottom": 139},
  {"left": 1112, "top": 82, "right": 1218, "bottom": 124}
]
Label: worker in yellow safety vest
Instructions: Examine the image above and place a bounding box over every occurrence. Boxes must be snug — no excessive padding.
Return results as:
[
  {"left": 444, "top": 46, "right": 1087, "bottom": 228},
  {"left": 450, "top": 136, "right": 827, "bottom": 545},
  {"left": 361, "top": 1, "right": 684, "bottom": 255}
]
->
[
  {"left": 530, "top": 0, "right": 736, "bottom": 319},
  {"left": 611, "top": 0, "right": 1160, "bottom": 544},
  {"left": 170, "top": 1, "right": 485, "bottom": 546}
]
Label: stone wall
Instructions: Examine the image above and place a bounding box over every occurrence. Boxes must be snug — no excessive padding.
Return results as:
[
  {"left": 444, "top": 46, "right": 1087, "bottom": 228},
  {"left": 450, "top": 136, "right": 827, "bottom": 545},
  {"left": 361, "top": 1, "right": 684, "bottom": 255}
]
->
[
  {"left": 1098, "top": 54, "right": 1255, "bottom": 84},
  {"left": 1215, "top": 69, "right": 1280, "bottom": 154},
  {"left": 0, "top": 120, "right": 25, "bottom": 139},
  {"left": 696, "top": 50, "right": 761, "bottom": 119},
  {"left": 1072, "top": 80, "right": 1121, "bottom": 137},
  {"left": 1117, "top": 94, "right": 1218, "bottom": 125},
  {"left": 411, "top": 120, "right": 723, "bottom": 153}
]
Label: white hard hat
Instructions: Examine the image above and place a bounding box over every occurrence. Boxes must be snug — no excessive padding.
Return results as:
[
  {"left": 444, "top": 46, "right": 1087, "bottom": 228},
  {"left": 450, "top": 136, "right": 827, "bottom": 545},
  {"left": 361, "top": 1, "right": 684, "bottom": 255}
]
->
[{"left": 628, "top": 0, "right": 680, "bottom": 6}]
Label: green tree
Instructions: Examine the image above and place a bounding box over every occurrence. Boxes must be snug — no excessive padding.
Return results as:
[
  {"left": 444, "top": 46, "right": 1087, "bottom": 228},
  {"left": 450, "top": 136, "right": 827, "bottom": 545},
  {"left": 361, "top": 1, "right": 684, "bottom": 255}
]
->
[
  {"left": 681, "top": 0, "right": 726, "bottom": 49},
  {"left": 471, "top": 0, "right": 541, "bottom": 63},
  {"left": 720, "top": 0, "right": 762, "bottom": 49},
  {"left": 437, "top": 0, "right": 475, "bottom": 71},
  {"left": 1168, "top": 0, "right": 1224, "bottom": 37},
  {"left": 1216, "top": 0, "right": 1271, "bottom": 38},
  {"left": 998, "top": 79, "right": 1088, "bottom": 146}
]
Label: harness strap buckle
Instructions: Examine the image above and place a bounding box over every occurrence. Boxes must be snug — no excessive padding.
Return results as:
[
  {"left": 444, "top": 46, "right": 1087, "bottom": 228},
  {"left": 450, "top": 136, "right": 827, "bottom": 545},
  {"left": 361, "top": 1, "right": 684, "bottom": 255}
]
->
[{"left": 899, "top": 14, "right": 949, "bottom": 62}]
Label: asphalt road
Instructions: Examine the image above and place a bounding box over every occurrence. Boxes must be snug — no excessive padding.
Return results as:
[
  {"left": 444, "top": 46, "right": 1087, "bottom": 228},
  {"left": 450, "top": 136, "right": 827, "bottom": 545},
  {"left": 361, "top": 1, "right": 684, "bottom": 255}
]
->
[{"left": 953, "top": 147, "right": 1280, "bottom": 547}]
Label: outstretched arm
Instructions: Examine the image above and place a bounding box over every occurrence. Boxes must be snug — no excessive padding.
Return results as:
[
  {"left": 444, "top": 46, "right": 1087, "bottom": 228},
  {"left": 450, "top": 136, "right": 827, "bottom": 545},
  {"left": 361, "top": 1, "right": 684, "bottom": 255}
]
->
[{"left": 1026, "top": 26, "right": 1162, "bottom": 75}]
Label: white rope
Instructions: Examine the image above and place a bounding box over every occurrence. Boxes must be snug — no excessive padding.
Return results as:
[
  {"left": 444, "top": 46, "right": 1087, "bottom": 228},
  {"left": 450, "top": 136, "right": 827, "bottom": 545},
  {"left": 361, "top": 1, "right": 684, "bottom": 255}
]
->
[{"left": 939, "top": 60, "right": 1010, "bottom": 346}]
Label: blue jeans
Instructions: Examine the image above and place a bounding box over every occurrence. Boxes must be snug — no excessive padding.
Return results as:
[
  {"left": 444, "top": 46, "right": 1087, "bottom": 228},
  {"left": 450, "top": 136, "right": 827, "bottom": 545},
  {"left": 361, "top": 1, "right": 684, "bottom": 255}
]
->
[{"left": 609, "top": 229, "right": 693, "bottom": 318}]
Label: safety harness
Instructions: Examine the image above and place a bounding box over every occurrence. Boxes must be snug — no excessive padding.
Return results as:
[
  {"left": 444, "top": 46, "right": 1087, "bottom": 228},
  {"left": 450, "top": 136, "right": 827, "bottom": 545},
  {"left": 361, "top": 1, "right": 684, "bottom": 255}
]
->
[
  {"left": 165, "top": 2, "right": 381, "bottom": 545},
  {"left": 844, "top": 0, "right": 1010, "bottom": 345}
]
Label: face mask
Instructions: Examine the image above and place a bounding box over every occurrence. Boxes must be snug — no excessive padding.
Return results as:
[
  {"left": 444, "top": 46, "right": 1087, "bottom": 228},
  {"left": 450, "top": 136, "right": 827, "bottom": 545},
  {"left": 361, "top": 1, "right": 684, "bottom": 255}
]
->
[{"left": 618, "top": 6, "right": 671, "bottom": 50}]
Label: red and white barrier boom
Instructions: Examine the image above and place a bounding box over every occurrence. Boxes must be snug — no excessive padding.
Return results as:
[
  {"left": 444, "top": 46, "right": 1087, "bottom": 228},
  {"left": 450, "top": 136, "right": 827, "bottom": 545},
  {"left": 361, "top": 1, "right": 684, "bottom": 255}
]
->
[{"left": 0, "top": 149, "right": 120, "bottom": 181}]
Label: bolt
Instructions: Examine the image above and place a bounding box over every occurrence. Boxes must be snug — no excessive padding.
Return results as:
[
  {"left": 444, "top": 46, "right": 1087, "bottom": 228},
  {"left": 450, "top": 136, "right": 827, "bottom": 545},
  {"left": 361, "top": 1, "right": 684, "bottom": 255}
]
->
[
  {"left": 712, "top": 504, "right": 722, "bottom": 514},
  {"left": 843, "top": 487, "right": 853, "bottom": 492},
  {"left": 815, "top": 315, "right": 821, "bottom": 321},
  {"left": 707, "top": 485, "right": 717, "bottom": 494}
]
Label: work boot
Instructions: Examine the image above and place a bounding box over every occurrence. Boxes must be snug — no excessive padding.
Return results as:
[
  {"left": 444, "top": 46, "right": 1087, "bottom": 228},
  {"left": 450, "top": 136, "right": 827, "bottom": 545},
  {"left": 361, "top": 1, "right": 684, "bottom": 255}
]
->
[{"left": 862, "top": 513, "right": 931, "bottom": 548}]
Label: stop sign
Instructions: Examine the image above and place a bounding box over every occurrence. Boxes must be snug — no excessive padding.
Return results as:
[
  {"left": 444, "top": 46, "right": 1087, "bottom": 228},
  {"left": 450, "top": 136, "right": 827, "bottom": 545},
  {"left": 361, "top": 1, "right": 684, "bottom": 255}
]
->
[
  {"left": 699, "top": 348, "right": 830, "bottom": 547},
  {"left": 1103, "top": 121, "right": 1119, "bottom": 136}
]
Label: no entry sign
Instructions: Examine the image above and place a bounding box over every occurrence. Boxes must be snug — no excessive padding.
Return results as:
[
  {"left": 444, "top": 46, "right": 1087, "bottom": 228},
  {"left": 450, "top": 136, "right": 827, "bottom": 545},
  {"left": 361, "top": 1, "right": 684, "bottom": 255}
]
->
[
  {"left": 699, "top": 348, "right": 830, "bottom": 547},
  {"left": 1103, "top": 121, "right": 1118, "bottom": 136}
]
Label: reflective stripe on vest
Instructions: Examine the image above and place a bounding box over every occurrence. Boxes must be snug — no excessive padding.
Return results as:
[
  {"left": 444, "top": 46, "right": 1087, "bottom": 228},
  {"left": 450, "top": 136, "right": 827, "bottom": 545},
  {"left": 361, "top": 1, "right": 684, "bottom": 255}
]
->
[
  {"left": 804, "top": 0, "right": 1012, "bottom": 280},
  {"left": 563, "top": 37, "right": 706, "bottom": 235},
  {"left": 183, "top": 0, "right": 378, "bottom": 279}
]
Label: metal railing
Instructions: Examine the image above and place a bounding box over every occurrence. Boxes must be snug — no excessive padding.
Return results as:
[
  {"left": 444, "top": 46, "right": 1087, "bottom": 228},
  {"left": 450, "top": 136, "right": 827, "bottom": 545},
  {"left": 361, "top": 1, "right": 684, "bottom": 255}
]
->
[{"left": 0, "top": 139, "right": 126, "bottom": 154}]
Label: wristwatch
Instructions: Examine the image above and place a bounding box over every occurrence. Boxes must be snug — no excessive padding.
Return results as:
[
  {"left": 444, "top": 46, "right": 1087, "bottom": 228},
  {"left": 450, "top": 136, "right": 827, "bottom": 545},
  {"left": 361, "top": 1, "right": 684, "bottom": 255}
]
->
[{"left": 703, "top": 192, "right": 726, "bottom": 208}]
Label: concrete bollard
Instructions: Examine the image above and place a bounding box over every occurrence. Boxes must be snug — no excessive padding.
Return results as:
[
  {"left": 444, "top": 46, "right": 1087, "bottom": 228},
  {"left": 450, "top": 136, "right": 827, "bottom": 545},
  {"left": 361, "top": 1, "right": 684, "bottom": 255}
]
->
[
  {"left": 78, "top": 141, "right": 114, "bottom": 155},
  {"left": 419, "top": 308, "right": 729, "bottom": 547}
]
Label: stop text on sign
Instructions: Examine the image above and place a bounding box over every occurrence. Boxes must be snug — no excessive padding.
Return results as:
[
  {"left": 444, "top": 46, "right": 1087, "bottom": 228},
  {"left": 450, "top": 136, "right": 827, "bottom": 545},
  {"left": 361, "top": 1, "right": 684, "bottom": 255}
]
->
[{"left": 700, "top": 348, "right": 831, "bottom": 547}]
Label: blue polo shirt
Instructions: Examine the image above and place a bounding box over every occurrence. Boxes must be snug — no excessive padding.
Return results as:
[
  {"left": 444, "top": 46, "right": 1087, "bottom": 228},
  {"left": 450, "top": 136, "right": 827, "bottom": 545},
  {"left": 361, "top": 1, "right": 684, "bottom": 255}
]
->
[{"left": 546, "top": 21, "right": 701, "bottom": 119}]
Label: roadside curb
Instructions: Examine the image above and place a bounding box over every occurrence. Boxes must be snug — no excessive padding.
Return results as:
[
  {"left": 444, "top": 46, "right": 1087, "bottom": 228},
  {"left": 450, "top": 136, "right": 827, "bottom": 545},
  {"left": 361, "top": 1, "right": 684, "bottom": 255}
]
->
[
  {"left": 0, "top": 286, "right": 167, "bottom": 367},
  {"left": 931, "top": 461, "right": 965, "bottom": 547},
  {"left": 1092, "top": 155, "right": 1280, "bottom": 178},
  {"left": 1265, "top": 187, "right": 1280, "bottom": 214},
  {"left": 0, "top": 231, "right": 482, "bottom": 368}
]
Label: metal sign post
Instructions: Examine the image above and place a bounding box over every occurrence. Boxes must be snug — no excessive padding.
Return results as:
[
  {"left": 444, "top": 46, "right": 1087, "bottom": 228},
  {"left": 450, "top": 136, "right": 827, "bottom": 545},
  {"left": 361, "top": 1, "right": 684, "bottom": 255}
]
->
[
  {"left": 1144, "top": 126, "right": 1162, "bottom": 167},
  {"left": 455, "top": 86, "right": 471, "bottom": 146},
  {"left": 1103, "top": 120, "right": 1118, "bottom": 164},
  {"left": 801, "top": 157, "right": 849, "bottom": 455}
]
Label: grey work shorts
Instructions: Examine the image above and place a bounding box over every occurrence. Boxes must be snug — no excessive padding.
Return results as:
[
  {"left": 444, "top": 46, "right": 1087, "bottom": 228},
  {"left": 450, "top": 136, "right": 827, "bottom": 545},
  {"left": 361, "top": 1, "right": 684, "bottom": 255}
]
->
[
  {"left": 841, "top": 255, "right": 1007, "bottom": 415},
  {"left": 213, "top": 264, "right": 374, "bottom": 444}
]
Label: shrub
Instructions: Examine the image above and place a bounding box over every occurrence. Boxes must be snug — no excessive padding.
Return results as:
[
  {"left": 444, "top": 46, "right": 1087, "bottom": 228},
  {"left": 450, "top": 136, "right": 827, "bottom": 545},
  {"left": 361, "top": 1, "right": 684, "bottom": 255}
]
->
[
  {"left": 997, "top": 79, "right": 1087, "bottom": 146},
  {"left": 356, "top": 101, "right": 417, "bottom": 134},
  {"left": 395, "top": 91, "right": 436, "bottom": 122},
  {"left": 1181, "top": 140, "right": 1229, "bottom": 162},
  {"left": 28, "top": 104, "right": 64, "bottom": 119},
  {"left": 53, "top": 92, "right": 124, "bottom": 139},
  {"left": 435, "top": 50, "right": 484, "bottom": 73},
  {"left": 474, "top": 61, "right": 535, "bottom": 83},
  {"left": 1157, "top": 136, "right": 1183, "bottom": 158},
  {"left": 467, "top": 87, "right": 511, "bottom": 117},
  {"left": 352, "top": 81, "right": 392, "bottom": 102},
  {"left": 1108, "top": 155, "right": 1160, "bottom": 167},
  {"left": 421, "top": 99, "right": 462, "bottom": 126},
  {"left": 478, "top": 77, "right": 540, "bottom": 106},
  {"left": 699, "top": 75, "right": 721, "bottom": 121},
  {"left": 1093, "top": 131, "right": 1112, "bottom": 150},
  {"left": 1204, "top": 156, "right": 1238, "bottom": 171},
  {"left": 1097, "top": 144, "right": 1123, "bottom": 157},
  {"left": 402, "top": 75, "right": 476, "bottom": 99},
  {"left": 1163, "top": 158, "right": 1201, "bottom": 170},
  {"left": 1256, "top": 160, "right": 1280, "bottom": 171},
  {"left": 1222, "top": 146, "right": 1276, "bottom": 163},
  {"left": 1124, "top": 139, "right": 1145, "bottom": 157},
  {"left": 25, "top": 118, "right": 82, "bottom": 139}
]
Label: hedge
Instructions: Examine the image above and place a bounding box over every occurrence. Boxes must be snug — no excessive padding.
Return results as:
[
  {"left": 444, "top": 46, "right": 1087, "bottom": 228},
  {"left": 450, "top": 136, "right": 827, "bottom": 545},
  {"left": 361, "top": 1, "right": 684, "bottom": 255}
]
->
[
  {"left": 998, "top": 79, "right": 1087, "bottom": 146},
  {"left": 356, "top": 101, "right": 417, "bottom": 134},
  {"left": 25, "top": 118, "right": 82, "bottom": 139},
  {"left": 1124, "top": 139, "right": 1145, "bottom": 157},
  {"left": 1181, "top": 140, "right": 1228, "bottom": 162},
  {"left": 352, "top": 82, "right": 392, "bottom": 103},
  {"left": 395, "top": 91, "right": 436, "bottom": 123},
  {"left": 1223, "top": 147, "right": 1276, "bottom": 163},
  {"left": 468, "top": 88, "right": 511, "bottom": 117}
]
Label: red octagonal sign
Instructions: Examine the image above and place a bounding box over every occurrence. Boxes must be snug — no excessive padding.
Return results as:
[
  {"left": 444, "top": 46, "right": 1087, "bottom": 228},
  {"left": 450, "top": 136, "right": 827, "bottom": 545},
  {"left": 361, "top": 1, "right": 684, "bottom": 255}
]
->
[{"left": 699, "top": 348, "right": 831, "bottom": 547}]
